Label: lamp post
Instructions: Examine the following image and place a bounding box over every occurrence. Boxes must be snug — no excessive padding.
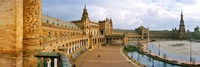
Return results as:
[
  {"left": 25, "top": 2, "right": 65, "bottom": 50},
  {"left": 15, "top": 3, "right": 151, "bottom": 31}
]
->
[
  {"left": 159, "top": 41, "right": 160, "bottom": 56},
  {"left": 137, "top": 53, "right": 139, "bottom": 61},
  {"left": 152, "top": 59, "right": 154, "bottom": 67},
  {"left": 131, "top": 51, "right": 133, "bottom": 58},
  {"left": 157, "top": 40, "right": 160, "bottom": 56},
  {"left": 190, "top": 40, "right": 192, "bottom": 63}
]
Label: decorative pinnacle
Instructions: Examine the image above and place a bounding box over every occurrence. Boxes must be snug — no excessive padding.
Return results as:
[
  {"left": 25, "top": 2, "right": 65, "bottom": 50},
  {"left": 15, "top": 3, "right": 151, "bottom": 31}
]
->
[
  {"left": 84, "top": 4, "right": 86, "bottom": 9},
  {"left": 181, "top": 11, "right": 183, "bottom": 15}
]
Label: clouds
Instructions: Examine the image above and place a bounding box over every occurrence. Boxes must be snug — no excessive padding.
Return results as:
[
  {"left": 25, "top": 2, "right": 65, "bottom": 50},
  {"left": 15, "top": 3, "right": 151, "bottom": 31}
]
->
[{"left": 42, "top": 0, "right": 200, "bottom": 31}]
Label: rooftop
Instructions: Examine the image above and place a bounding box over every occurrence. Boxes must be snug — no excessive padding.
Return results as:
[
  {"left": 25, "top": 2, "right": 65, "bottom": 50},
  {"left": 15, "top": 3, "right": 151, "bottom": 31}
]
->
[
  {"left": 42, "top": 15, "right": 81, "bottom": 30},
  {"left": 113, "top": 29, "right": 138, "bottom": 33}
]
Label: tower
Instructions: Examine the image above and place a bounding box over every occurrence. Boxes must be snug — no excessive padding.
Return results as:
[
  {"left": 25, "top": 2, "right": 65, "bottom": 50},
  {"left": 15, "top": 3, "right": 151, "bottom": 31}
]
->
[
  {"left": 81, "top": 5, "right": 89, "bottom": 20},
  {"left": 178, "top": 11, "right": 186, "bottom": 40},
  {"left": 99, "top": 18, "right": 113, "bottom": 35},
  {"left": 81, "top": 5, "right": 90, "bottom": 35}
]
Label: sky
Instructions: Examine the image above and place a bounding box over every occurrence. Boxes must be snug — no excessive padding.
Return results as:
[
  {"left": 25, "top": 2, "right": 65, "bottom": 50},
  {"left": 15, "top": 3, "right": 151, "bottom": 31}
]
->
[{"left": 42, "top": 0, "right": 200, "bottom": 31}]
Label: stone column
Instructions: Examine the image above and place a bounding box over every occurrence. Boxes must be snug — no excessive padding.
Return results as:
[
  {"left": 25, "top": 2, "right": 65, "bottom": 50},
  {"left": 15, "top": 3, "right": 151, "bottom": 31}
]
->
[
  {"left": 54, "top": 58, "right": 58, "bottom": 67},
  {"left": 89, "top": 38, "right": 92, "bottom": 48},
  {"left": 70, "top": 46, "right": 73, "bottom": 53},
  {"left": 86, "top": 39, "right": 89, "bottom": 49},
  {"left": 147, "top": 29, "right": 150, "bottom": 41},
  {"left": 96, "top": 38, "right": 99, "bottom": 47},
  {"left": 23, "top": 0, "right": 42, "bottom": 67},
  {"left": 0, "top": 0, "right": 23, "bottom": 67},
  {"left": 67, "top": 47, "right": 69, "bottom": 54}
]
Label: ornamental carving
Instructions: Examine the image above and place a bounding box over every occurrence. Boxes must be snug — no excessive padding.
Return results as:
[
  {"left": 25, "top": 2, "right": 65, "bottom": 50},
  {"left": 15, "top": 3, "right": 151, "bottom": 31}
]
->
[{"left": 23, "top": 0, "right": 41, "bottom": 37}]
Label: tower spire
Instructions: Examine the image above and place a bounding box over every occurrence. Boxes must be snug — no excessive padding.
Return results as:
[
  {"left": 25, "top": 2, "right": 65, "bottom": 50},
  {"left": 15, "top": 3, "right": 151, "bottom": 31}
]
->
[
  {"left": 81, "top": 4, "right": 89, "bottom": 20},
  {"left": 180, "top": 11, "right": 184, "bottom": 25},
  {"left": 84, "top": 4, "right": 86, "bottom": 9},
  {"left": 178, "top": 11, "right": 186, "bottom": 40},
  {"left": 181, "top": 11, "right": 183, "bottom": 15},
  {"left": 180, "top": 11, "right": 183, "bottom": 21}
]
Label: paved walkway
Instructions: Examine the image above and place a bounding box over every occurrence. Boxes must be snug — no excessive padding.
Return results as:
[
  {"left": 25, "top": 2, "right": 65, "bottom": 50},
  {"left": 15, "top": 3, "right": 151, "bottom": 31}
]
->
[{"left": 75, "top": 46, "right": 140, "bottom": 67}]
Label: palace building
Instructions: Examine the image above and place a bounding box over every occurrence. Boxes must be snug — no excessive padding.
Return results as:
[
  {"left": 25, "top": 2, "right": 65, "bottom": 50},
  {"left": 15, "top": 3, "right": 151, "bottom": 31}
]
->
[
  {"left": 0, "top": 0, "right": 195, "bottom": 66},
  {"left": 34, "top": 5, "right": 191, "bottom": 66},
  {"left": 39, "top": 4, "right": 191, "bottom": 58},
  {"left": 106, "top": 12, "right": 190, "bottom": 45}
]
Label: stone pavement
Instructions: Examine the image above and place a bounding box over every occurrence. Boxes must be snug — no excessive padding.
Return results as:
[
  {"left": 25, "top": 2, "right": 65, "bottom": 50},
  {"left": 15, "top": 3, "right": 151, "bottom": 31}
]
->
[{"left": 75, "top": 46, "right": 140, "bottom": 67}]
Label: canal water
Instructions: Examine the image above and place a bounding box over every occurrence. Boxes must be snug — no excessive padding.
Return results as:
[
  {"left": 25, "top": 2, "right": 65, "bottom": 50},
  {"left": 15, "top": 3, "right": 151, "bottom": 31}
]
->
[
  {"left": 127, "top": 41, "right": 200, "bottom": 67},
  {"left": 128, "top": 51, "right": 181, "bottom": 67},
  {"left": 147, "top": 41, "right": 200, "bottom": 63}
]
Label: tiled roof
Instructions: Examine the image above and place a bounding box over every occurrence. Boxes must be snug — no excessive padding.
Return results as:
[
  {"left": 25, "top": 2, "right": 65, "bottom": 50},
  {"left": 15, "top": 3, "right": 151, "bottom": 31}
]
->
[
  {"left": 71, "top": 20, "right": 83, "bottom": 23},
  {"left": 106, "top": 34, "right": 124, "bottom": 37},
  {"left": 42, "top": 15, "right": 81, "bottom": 30},
  {"left": 149, "top": 30, "right": 173, "bottom": 33},
  {"left": 113, "top": 29, "right": 173, "bottom": 34},
  {"left": 90, "top": 21, "right": 98, "bottom": 24},
  {"left": 138, "top": 26, "right": 147, "bottom": 29},
  {"left": 113, "top": 29, "right": 138, "bottom": 33}
]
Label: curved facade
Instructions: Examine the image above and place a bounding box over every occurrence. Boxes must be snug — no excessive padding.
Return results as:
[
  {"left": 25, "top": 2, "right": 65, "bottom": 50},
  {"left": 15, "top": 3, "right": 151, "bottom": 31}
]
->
[{"left": 0, "top": 0, "right": 196, "bottom": 67}]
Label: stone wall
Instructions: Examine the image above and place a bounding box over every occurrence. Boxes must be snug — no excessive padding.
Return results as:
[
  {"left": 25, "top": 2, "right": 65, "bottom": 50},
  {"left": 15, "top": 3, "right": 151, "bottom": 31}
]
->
[
  {"left": 0, "top": 0, "right": 23, "bottom": 67},
  {"left": 23, "top": 0, "right": 42, "bottom": 67},
  {"left": 0, "top": 0, "right": 105, "bottom": 67}
]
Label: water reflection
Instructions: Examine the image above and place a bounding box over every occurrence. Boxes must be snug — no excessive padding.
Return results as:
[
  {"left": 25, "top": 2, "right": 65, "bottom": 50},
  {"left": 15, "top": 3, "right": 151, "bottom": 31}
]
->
[{"left": 128, "top": 51, "right": 181, "bottom": 67}]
